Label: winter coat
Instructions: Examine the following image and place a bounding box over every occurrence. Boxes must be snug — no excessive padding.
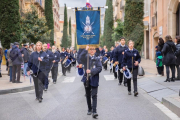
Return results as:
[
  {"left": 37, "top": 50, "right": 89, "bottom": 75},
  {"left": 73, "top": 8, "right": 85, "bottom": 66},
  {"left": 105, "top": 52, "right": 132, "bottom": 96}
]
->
[
  {"left": 21, "top": 48, "right": 30, "bottom": 63},
  {"left": 121, "top": 49, "right": 141, "bottom": 69},
  {"left": 162, "top": 40, "right": 176, "bottom": 65},
  {"left": 45, "top": 50, "right": 54, "bottom": 71},
  {"left": 27, "top": 51, "right": 49, "bottom": 74},
  {"left": 7, "top": 49, "right": 13, "bottom": 66},
  {"left": 52, "top": 51, "right": 60, "bottom": 67},
  {"left": 79, "top": 49, "right": 102, "bottom": 87},
  {"left": 114, "top": 45, "right": 128, "bottom": 64},
  {"left": 10, "top": 46, "right": 23, "bottom": 65},
  {"left": 175, "top": 43, "right": 180, "bottom": 65}
]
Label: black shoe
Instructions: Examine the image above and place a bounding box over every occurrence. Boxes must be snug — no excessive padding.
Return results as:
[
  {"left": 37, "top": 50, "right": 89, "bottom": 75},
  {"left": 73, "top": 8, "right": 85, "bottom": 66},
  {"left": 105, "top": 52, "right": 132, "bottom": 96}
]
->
[
  {"left": 171, "top": 78, "right": 175, "bottom": 82},
  {"left": 164, "top": 79, "right": 170, "bottom": 82},
  {"left": 16, "top": 81, "right": 22, "bottom": 83},
  {"left": 39, "top": 98, "right": 42, "bottom": 103},
  {"left": 87, "top": 109, "right": 92, "bottom": 115},
  {"left": 44, "top": 89, "right": 47, "bottom": 91},
  {"left": 12, "top": 81, "right": 16, "bottom": 83},
  {"left": 128, "top": 92, "right": 132, "bottom": 95},
  {"left": 0, "top": 73, "right": 2, "bottom": 77},
  {"left": 134, "top": 92, "right": 138, "bottom": 97},
  {"left": 92, "top": 112, "right": 98, "bottom": 118}
]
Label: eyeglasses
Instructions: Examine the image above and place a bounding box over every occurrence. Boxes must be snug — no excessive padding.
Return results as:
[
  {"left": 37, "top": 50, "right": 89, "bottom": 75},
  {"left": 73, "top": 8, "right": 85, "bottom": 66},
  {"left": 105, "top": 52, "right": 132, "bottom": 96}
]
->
[{"left": 90, "top": 48, "right": 95, "bottom": 50}]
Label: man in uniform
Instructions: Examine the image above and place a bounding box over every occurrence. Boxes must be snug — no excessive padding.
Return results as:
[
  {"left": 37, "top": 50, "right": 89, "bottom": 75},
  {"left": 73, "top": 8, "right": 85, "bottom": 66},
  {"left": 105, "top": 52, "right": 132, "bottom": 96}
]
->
[
  {"left": 114, "top": 37, "right": 128, "bottom": 86},
  {"left": 43, "top": 44, "right": 54, "bottom": 91}
]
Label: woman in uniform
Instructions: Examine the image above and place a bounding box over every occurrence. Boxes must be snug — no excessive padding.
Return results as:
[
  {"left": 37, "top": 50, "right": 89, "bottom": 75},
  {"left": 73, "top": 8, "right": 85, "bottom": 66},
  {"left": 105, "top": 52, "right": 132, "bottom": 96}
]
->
[
  {"left": 122, "top": 40, "right": 141, "bottom": 96},
  {"left": 27, "top": 41, "right": 49, "bottom": 103}
]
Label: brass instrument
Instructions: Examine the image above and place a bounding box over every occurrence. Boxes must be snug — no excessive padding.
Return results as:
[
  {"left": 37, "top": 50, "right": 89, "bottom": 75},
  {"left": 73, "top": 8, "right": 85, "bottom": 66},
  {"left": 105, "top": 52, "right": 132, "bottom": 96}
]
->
[{"left": 63, "top": 58, "right": 68, "bottom": 64}]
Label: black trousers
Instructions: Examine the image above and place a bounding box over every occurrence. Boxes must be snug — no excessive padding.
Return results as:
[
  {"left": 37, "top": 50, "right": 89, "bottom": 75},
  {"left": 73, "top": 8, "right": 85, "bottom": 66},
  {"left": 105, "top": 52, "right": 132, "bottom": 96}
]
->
[
  {"left": 113, "top": 65, "right": 117, "bottom": 78},
  {"left": 67, "top": 64, "right": 71, "bottom": 72},
  {"left": 103, "top": 63, "right": 107, "bottom": 70},
  {"left": 175, "top": 65, "right": 179, "bottom": 78},
  {"left": 51, "top": 67, "right": 58, "bottom": 82},
  {"left": 61, "top": 63, "right": 66, "bottom": 75},
  {"left": 166, "top": 65, "right": 175, "bottom": 79},
  {"left": 84, "top": 83, "right": 98, "bottom": 113},
  {"left": 118, "top": 64, "right": 127, "bottom": 84},
  {"left": 157, "top": 66, "right": 163, "bottom": 75},
  {"left": 32, "top": 72, "right": 45, "bottom": 99},
  {"left": 12, "top": 64, "right": 21, "bottom": 82},
  {"left": 127, "top": 68, "right": 138, "bottom": 92},
  {"left": 72, "top": 61, "right": 76, "bottom": 66}
]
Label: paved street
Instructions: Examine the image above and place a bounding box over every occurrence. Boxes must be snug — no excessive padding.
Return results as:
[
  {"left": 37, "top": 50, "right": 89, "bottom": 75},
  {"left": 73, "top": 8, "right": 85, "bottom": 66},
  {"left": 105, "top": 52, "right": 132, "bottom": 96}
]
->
[{"left": 0, "top": 64, "right": 176, "bottom": 120}]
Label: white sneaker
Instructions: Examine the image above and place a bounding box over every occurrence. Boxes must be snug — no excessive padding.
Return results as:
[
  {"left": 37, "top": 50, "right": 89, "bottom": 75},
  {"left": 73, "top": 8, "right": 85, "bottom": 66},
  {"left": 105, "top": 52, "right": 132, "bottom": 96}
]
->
[{"left": 157, "top": 74, "right": 162, "bottom": 77}]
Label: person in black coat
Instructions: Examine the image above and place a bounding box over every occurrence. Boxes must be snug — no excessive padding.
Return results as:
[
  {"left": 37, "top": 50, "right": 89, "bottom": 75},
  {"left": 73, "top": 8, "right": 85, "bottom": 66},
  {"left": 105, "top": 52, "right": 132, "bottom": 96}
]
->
[
  {"left": 122, "top": 40, "right": 141, "bottom": 96},
  {"left": 27, "top": 41, "right": 49, "bottom": 103},
  {"left": 102, "top": 48, "right": 110, "bottom": 70},
  {"left": 114, "top": 37, "right": 128, "bottom": 86},
  {"left": 60, "top": 47, "right": 68, "bottom": 76},
  {"left": 21, "top": 44, "right": 30, "bottom": 76},
  {"left": 162, "top": 35, "right": 176, "bottom": 82},
  {"left": 79, "top": 45, "right": 102, "bottom": 118},
  {"left": 175, "top": 36, "right": 180, "bottom": 79},
  {"left": 51, "top": 46, "right": 60, "bottom": 84}
]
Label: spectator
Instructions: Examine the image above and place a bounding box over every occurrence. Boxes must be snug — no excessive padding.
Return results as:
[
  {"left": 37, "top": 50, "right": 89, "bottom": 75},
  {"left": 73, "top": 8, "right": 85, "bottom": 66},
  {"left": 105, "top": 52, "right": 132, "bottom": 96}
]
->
[
  {"left": 7, "top": 43, "right": 14, "bottom": 82},
  {"left": 0, "top": 48, "right": 3, "bottom": 77},
  {"left": 162, "top": 35, "right": 176, "bottom": 82},
  {"left": 10, "top": 42, "right": 23, "bottom": 83},
  {"left": 21, "top": 44, "right": 30, "bottom": 76},
  {"left": 28, "top": 43, "right": 34, "bottom": 55},
  {"left": 4, "top": 48, "right": 8, "bottom": 71},
  {"left": 175, "top": 36, "right": 180, "bottom": 79},
  {"left": 156, "top": 51, "right": 163, "bottom": 76},
  {"left": 158, "top": 37, "right": 165, "bottom": 52}
]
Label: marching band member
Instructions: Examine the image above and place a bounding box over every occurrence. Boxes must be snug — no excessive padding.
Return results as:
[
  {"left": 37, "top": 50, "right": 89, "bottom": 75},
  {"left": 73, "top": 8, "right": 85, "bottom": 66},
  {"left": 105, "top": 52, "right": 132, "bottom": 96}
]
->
[
  {"left": 102, "top": 48, "right": 110, "bottom": 70},
  {"left": 79, "top": 45, "right": 102, "bottom": 118},
  {"left": 122, "top": 40, "right": 141, "bottom": 96},
  {"left": 67, "top": 49, "right": 74, "bottom": 73},
  {"left": 43, "top": 44, "right": 54, "bottom": 91},
  {"left": 114, "top": 38, "right": 128, "bottom": 86},
  {"left": 27, "top": 41, "right": 49, "bottom": 102},
  {"left": 109, "top": 46, "right": 114, "bottom": 73},
  {"left": 112, "top": 43, "right": 119, "bottom": 79},
  {"left": 51, "top": 46, "right": 60, "bottom": 84},
  {"left": 60, "top": 47, "right": 68, "bottom": 76}
]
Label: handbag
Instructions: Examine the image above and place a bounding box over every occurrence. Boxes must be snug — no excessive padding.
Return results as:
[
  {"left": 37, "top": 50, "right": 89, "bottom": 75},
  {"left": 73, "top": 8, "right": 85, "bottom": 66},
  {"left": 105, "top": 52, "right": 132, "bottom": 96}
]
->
[{"left": 138, "top": 66, "right": 145, "bottom": 76}]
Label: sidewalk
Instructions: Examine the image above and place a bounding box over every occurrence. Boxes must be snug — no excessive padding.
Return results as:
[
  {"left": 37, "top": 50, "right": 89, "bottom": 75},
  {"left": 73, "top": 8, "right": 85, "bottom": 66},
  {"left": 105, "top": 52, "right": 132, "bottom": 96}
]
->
[
  {"left": 0, "top": 64, "right": 62, "bottom": 95},
  {"left": 139, "top": 58, "right": 180, "bottom": 117}
]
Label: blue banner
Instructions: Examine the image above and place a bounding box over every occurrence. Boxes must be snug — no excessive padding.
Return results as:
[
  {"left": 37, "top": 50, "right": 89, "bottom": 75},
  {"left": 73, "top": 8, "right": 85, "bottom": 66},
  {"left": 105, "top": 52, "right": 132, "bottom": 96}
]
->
[{"left": 75, "top": 10, "right": 100, "bottom": 47}]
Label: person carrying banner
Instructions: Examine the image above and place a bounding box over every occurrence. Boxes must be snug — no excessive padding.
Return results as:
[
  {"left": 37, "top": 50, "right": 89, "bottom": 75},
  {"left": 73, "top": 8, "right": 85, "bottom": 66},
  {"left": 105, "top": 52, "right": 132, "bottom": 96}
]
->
[
  {"left": 43, "top": 44, "right": 54, "bottom": 91},
  {"left": 27, "top": 41, "right": 49, "bottom": 102},
  {"left": 122, "top": 40, "right": 141, "bottom": 96},
  {"left": 51, "top": 46, "right": 60, "bottom": 84},
  {"left": 79, "top": 45, "right": 102, "bottom": 118},
  {"left": 114, "top": 37, "right": 128, "bottom": 86},
  {"left": 60, "top": 47, "right": 68, "bottom": 76}
]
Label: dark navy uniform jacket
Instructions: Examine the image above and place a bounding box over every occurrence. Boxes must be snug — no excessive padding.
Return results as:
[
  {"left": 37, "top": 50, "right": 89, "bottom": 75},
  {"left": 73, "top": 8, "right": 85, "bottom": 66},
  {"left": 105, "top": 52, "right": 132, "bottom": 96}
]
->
[
  {"left": 27, "top": 51, "right": 49, "bottom": 74},
  {"left": 77, "top": 49, "right": 84, "bottom": 64},
  {"left": 52, "top": 51, "right": 60, "bottom": 67},
  {"left": 114, "top": 45, "right": 128, "bottom": 64},
  {"left": 79, "top": 49, "right": 102, "bottom": 87},
  {"left": 103, "top": 52, "right": 111, "bottom": 58},
  {"left": 121, "top": 49, "right": 141, "bottom": 69},
  {"left": 60, "top": 51, "right": 68, "bottom": 63},
  {"left": 45, "top": 50, "right": 54, "bottom": 70}
]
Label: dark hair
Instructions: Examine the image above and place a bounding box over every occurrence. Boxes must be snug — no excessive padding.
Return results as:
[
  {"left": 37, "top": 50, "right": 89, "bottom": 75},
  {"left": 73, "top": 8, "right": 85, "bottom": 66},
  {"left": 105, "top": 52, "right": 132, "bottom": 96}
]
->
[
  {"left": 176, "top": 36, "right": 180, "bottom": 44},
  {"left": 158, "top": 37, "right": 164, "bottom": 45},
  {"left": 120, "top": 37, "right": 125, "bottom": 41},
  {"left": 165, "top": 35, "right": 172, "bottom": 41}
]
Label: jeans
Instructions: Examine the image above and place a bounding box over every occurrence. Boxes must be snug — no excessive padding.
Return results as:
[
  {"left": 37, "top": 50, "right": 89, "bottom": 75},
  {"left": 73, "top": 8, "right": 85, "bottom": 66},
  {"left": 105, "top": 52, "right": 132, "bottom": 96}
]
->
[
  {"left": 23, "top": 63, "right": 28, "bottom": 76},
  {"left": 166, "top": 65, "right": 175, "bottom": 79},
  {"left": 9, "top": 66, "right": 12, "bottom": 81},
  {"left": 84, "top": 83, "right": 98, "bottom": 113}
]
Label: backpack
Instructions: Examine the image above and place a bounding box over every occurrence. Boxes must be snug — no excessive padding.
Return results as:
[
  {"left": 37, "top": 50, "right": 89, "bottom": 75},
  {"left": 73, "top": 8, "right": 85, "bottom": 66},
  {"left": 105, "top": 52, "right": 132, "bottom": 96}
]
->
[{"left": 10, "top": 48, "right": 18, "bottom": 62}]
